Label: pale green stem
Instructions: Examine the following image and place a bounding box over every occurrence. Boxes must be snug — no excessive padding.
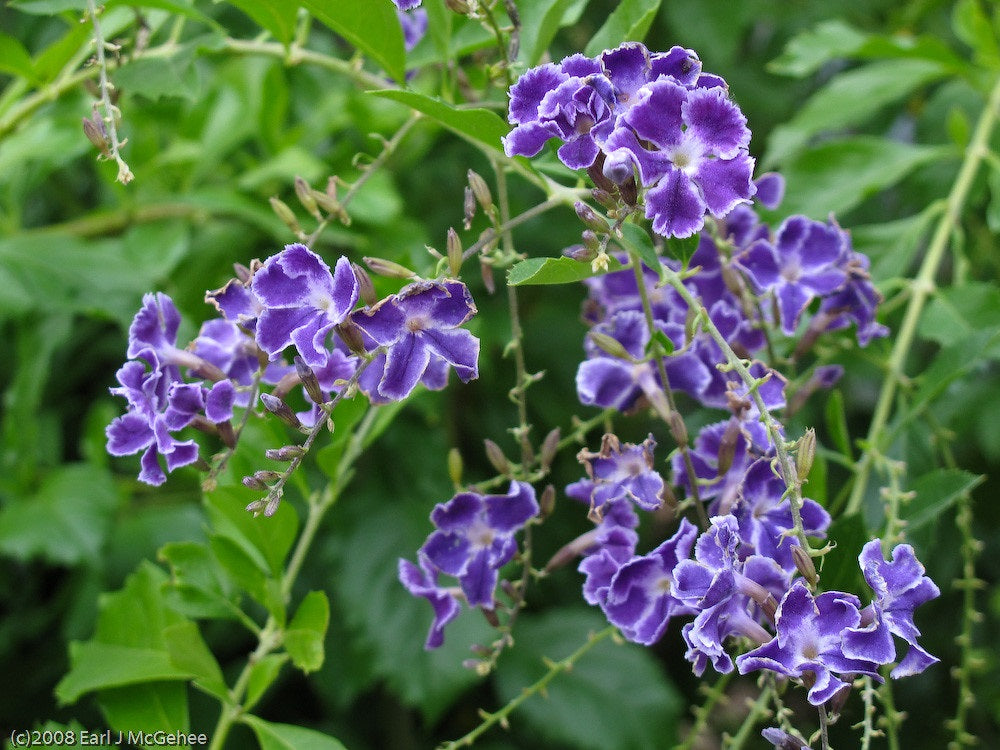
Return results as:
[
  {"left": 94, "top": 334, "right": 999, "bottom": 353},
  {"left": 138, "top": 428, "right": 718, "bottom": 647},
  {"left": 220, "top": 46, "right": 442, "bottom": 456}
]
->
[
  {"left": 86, "top": 0, "right": 133, "bottom": 183},
  {"left": 673, "top": 671, "right": 734, "bottom": 750},
  {"left": 847, "top": 73, "right": 1000, "bottom": 515},
  {"left": 725, "top": 682, "right": 773, "bottom": 749}
]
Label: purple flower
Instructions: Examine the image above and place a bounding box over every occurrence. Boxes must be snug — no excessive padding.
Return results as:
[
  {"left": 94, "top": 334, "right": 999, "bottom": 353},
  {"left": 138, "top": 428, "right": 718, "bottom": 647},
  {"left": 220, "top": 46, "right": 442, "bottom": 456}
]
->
[
  {"left": 353, "top": 279, "right": 479, "bottom": 402},
  {"left": 736, "top": 216, "right": 848, "bottom": 336},
  {"left": 762, "top": 728, "right": 811, "bottom": 749},
  {"left": 397, "top": 7, "right": 428, "bottom": 52},
  {"left": 296, "top": 346, "right": 360, "bottom": 426},
  {"left": 398, "top": 554, "right": 461, "bottom": 649},
  {"left": 252, "top": 244, "right": 360, "bottom": 368},
  {"left": 392, "top": 0, "right": 421, "bottom": 9},
  {"left": 842, "top": 540, "right": 940, "bottom": 678},
  {"left": 575, "top": 433, "right": 665, "bottom": 512},
  {"left": 420, "top": 482, "right": 538, "bottom": 608},
  {"left": 736, "top": 581, "right": 882, "bottom": 705},
  {"left": 600, "top": 518, "right": 699, "bottom": 644},
  {"left": 817, "top": 250, "right": 888, "bottom": 346}
]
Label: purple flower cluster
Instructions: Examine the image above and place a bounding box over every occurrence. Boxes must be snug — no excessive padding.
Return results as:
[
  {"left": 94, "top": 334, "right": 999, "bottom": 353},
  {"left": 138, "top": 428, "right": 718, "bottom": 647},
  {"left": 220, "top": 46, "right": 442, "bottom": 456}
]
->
[
  {"left": 399, "top": 482, "right": 539, "bottom": 648},
  {"left": 504, "top": 42, "right": 755, "bottom": 238},
  {"left": 107, "top": 243, "right": 480, "bottom": 486}
]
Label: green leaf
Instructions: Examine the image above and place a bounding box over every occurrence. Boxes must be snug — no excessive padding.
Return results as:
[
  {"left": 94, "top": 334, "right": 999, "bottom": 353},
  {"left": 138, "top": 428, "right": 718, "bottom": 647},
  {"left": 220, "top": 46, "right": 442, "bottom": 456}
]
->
[
  {"left": 953, "top": 0, "right": 1000, "bottom": 69},
  {"left": 56, "top": 643, "right": 194, "bottom": 704},
  {"left": 0, "top": 33, "right": 37, "bottom": 81},
  {"left": 777, "top": 137, "right": 948, "bottom": 219},
  {"left": 765, "top": 59, "right": 949, "bottom": 167},
  {"left": 665, "top": 233, "right": 699, "bottom": 267},
  {"left": 113, "top": 45, "right": 201, "bottom": 102},
  {"left": 243, "top": 716, "right": 348, "bottom": 750},
  {"left": 9, "top": 0, "right": 84, "bottom": 12},
  {"left": 208, "top": 534, "right": 285, "bottom": 624},
  {"left": 245, "top": 653, "right": 289, "bottom": 712},
  {"left": 494, "top": 608, "right": 681, "bottom": 749},
  {"left": 507, "top": 255, "right": 624, "bottom": 285},
  {"left": 163, "top": 621, "right": 229, "bottom": 700},
  {"left": 222, "top": 0, "right": 298, "bottom": 45},
  {"left": 823, "top": 389, "right": 853, "bottom": 460},
  {"left": 300, "top": 0, "right": 406, "bottom": 83},
  {"left": 919, "top": 283, "right": 1000, "bottom": 345},
  {"left": 285, "top": 590, "right": 330, "bottom": 674},
  {"left": 584, "top": 0, "right": 662, "bottom": 57},
  {"left": 903, "top": 469, "right": 984, "bottom": 534},
  {"left": 820, "top": 513, "right": 868, "bottom": 596},
  {"left": 205, "top": 485, "right": 299, "bottom": 578},
  {"left": 0, "top": 463, "right": 118, "bottom": 566},
  {"left": 519, "top": 0, "right": 578, "bottom": 66},
  {"left": 98, "top": 682, "right": 189, "bottom": 735},
  {"left": 616, "top": 222, "right": 662, "bottom": 278},
  {"left": 370, "top": 89, "right": 509, "bottom": 154},
  {"left": 159, "top": 541, "right": 242, "bottom": 621},
  {"left": 768, "top": 19, "right": 869, "bottom": 77},
  {"left": 911, "top": 329, "right": 1000, "bottom": 412}
]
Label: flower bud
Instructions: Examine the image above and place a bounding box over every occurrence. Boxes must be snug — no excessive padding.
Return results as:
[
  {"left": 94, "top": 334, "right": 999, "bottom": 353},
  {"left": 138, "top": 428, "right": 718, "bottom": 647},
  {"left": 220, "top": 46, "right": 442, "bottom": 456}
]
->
[
  {"left": 363, "top": 256, "right": 417, "bottom": 279},
  {"left": 82, "top": 115, "right": 110, "bottom": 157},
  {"left": 260, "top": 392, "right": 303, "bottom": 430},
  {"left": 335, "top": 319, "right": 367, "bottom": 356},
  {"left": 265, "top": 444, "right": 307, "bottom": 461},
  {"left": 444, "top": 0, "right": 471, "bottom": 13},
  {"left": 540, "top": 427, "right": 560, "bottom": 471},
  {"left": 480, "top": 258, "right": 495, "bottom": 294},
  {"left": 588, "top": 331, "right": 632, "bottom": 361},
  {"left": 447, "top": 447, "right": 463, "bottom": 486},
  {"left": 539, "top": 484, "right": 556, "bottom": 518},
  {"left": 294, "top": 356, "right": 325, "bottom": 405},
  {"left": 242, "top": 474, "right": 268, "bottom": 491},
  {"left": 581, "top": 230, "right": 601, "bottom": 253},
  {"left": 591, "top": 188, "right": 617, "bottom": 211},
  {"left": 796, "top": 428, "right": 816, "bottom": 482},
  {"left": 294, "top": 176, "right": 321, "bottom": 219},
  {"left": 668, "top": 411, "right": 688, "bottom": 448},
  {"left": 463, "top": 186, "right": 476, "bottom": 230},
  {"left": 484, "top": 439, "right": 511, "bottom": 476},
  {"left": 351, "top": 262, "right": 377, "bottom": 307},
  {"left": 233, "top": 262, "right": 254, "bottom": 284},
  {"left": 269, "top": 196, "right": 302, "bottom": 236},
  {"left": 574, "top": 201, "right": 610, "bottom": 234},
  {"left": 252, "top": 469, "right": 282, "bottom": 484},
  {"left": 562, "top": 244, "right": 596, "bottom": 262},
  {"left": 717, "top": 419, "right": 741, "bottom": 476},
  {"left": 467, "top": 170, "right": 495, "bottom": 215},
  {"left": 263, "top": 489, "right": 283, "bottom": 517},
  {"left": 446, "top": 227, "right": 463, "bottom": 277},
  {"left": 217, "top": 420, "right": 237, "bottom": 449},
  {"left": 792, "top": 544, "right": 819, "bottom": 588}
]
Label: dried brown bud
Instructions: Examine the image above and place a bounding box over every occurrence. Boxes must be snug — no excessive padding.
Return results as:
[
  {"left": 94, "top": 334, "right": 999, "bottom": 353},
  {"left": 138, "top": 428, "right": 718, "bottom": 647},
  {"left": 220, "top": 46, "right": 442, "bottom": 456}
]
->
[
  {"left": 260, "top": 392, "right": 303, "bottom": 430},
  {"left": 363, "top": 256, "right": 417, "bottom": 279},
  {"left": 480, "top": 258, "right": 496, "bottom": 294},
  {"left": 444, "top": 0, "right": 471, "bottom": 13},
  {"left": 217, "top": 420, "right": 237, "bottom": 449},
  {"left": 484, "top": 439, "right": 511, "bottom": 476},
  {"left": 335, "top": 318, "right": 367, "bottom": 356},
  {"left": 717, "top": 419, "right": 741, "bottom": 476},
  {"left": 668, "top": 411, "right": 688, "bottom": 448},
  {"left": 540, "top": 427, "right": 561, "bottom": 471},
  {"left": 269, "top": 196, "right": 302, "bottom": 235},
  {"left": 233, "top": 262, "right": 254, "bottom": 284},
  {"left": 294, "top": 356, "right": 325, "bottom": 405},
  {"left": 463, "top": 186, "right": 476, "bottom": 230},
  {"left": 446, "top": 227, "right": 463, "bottom": 277}
]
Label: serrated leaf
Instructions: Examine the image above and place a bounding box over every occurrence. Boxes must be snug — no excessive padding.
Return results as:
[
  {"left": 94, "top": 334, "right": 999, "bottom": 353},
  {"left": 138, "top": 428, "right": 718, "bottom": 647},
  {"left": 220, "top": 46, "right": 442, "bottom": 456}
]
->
[
  {"left": 765, "top": 59, "right": 949, "bottom": 167},
  {"left": 242, "top": 716, "right": 348, "bottom": 750},
  {"left": 903, "top": 469, "right": 984, "bottom": 533},
  {"left": 163, "top": 621, "right": 229, "bottom": 700},
  {"left": 159, "top": 541, "right": 242, "bottom": 620},
  {"left": 507, "top": 255, "right": 624, "bottom": 285},
  {"left": 300, "top": 0, "right": 406, "bottom": 83},
  {"left": 113, "top": 45, "right": 200, "bottom": 101},
  {"left": 222, "top": 0, "right": 298, "bottom": 45},
  {"left": 820, "top": 513, "right": 868, "bottom": 596},
  {"left": 370, "top": 89, "right": 509, "bottom": 154},
  {"left": 494, "top": 608, "right": 681, "bottom": 750},
  {"left": 285, "top": 590, "right": 330, "bottom": 674},
  {"left": 584, "top": 0, "right": 661, "bottom": 58},
  {"left": 776, "top": 137, "right": 948, "bottom": 218},
  {"left": 919, "top": 283, "right": 1000, "bottom": 345}
]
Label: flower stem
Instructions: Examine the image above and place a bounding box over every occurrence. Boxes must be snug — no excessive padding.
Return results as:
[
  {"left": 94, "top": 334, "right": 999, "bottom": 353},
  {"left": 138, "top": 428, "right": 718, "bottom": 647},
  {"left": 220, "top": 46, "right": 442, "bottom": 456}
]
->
[
  {"left": 86, "top": 0, "right": 133, "bottom": 183},
  {"left": 846, "top": 73, "right": 1000, "bottom": 516}
]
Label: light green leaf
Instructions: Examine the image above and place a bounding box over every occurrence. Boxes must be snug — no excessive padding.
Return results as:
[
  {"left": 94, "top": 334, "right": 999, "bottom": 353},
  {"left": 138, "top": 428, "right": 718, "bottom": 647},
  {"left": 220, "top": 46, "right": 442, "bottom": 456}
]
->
[
  {"left": 113, "top": 44, "right": 201, "bottom": 102},
  {"left": 56, "top": 643, "right": 194, "bottom": 704},
  {"left": 370, "top": 89, "right": 509, "bottom": 154},
  {"left": 300, "top": 0, "right": 406, "bottom": 83},
  {"left": 584, "top": 0, "right": 661, "bottom": 57},
  {"left": 98, "top": 682, "right": 189, "bottom": 735},
  {"left": 163, "top": 621, "right": 229, "bottom": 700},
  {"left": 519, "top": 0, "right": 578, "bottom": 66},
  {"left": 769, "top": 20, "right": 869, "bottom": 77},
  {"left": 494, "top": 608, "right": 682, "bottom": 749},
  {"left": 823, "top": 389, "right": 853, "bottom": 460},
  {"left": 222, "top": 0, "right": 298, "bottom": 45},
  {"left": 953, "top": 0, "right": 1000, "bottom": 69},
  {"left": 919, "top": 283, "right": 1000, "bottom": 345},
  {"left": 904, "top": 469, "right": 984, "bottom": 533},
  {"left": 285, "top": 590, "right": 330, "bottom": 674},
  {"left": 507, "top": 255, "right": 624, "bottom": 286},
  {"left": 204, "top": 484, "right": 299, "bottom": 578},
  {"left": 9, "top": 0, "right": 84, "bottom": 12},
  {"left": 765, "top": 59, "right": 949, "bottom": 167},
  {"left": 0, "top": 33, "right": 37, "bottom": 81},
  {"left": 616, "top": 222, "right": 662, "bottom": 278},
  {"left": 777, "top": 137, "right": 949, "bottom": 219},
  {"left": 159, "top": 541, "right": 242, "bottom": 621},
  {"left": 243, "top": 716, "right": 348, "bottom": 750},
  {"left": 245, "top": 654, "right": 289, "bottom": 712}
]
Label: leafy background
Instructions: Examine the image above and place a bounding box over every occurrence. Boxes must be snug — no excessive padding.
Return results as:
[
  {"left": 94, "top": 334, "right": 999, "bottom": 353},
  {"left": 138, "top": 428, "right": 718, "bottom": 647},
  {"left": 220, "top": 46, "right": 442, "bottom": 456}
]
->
[{"left": 1, "top": 0, "right": 999, "bottom": 748}]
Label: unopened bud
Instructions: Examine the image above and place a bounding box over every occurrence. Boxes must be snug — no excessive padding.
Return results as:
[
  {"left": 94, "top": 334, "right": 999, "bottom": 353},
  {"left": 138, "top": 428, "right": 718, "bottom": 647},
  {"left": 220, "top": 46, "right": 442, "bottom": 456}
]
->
[
  {"left": 591, "top": 188, "right": 617, "bottom": 211},
  {"left": 233, "top": 262, "right": 254, "bottom": 284},
  {"left": 260, "top": 392, "right": 303, "bottom": 430},
  {"left": 444, "top": 0, "right": 471, "bottom": 13},
  {"left": 269, "top": 196, "right": 302, "bottom": 235},
  {"left": 463, "top": 186, "right": 476, "bottom": 230},
  {"left": 217, "top": 420, "right": 237, "bottom": 449},
  {"left": 467, "top": 170, "right": 494, "bottom": 215},
  {"left": 796, "top": 428, "right": 816, "bottom": 482},
  {"left": 480, "top": 258, "right": 495, "bottom": 294},
  {"left": 352, "top": 262, "right": 377, "bottom": 306},
  {"left": 294, "top": 176, "right": 321, "bottom": 220},
  {"left": 484, "top": 439, "right": 511, "bottom": 476},
  {"left": 481, "top": 607, "right": 500, "bottom": 627},
  {"left": 668, "top": 411, "right": 688, "bottom": 448},
  {"left": 242, "top": 474, "right": 268, "bottom": 491},
  {"left": 574, "top": 201, "right": 610, "bottom": 234},
  {"left": 447, "top": 447, "right": 463, "bottom": 486},
  {"left": 562, "top": 244, "right": 596, "bottom": 262},
  {"left": 265, "top": 444, "right": 307, "bottom": 461},
  {"left": 588, "top": 331, "right": 632, "bottom": 361},
  {"left": 446, "top": 227, "right": 463, "bottom": 276},
  {"left": 363, "top": 256, "right": 417, "bottom": 279},
  {"left": 540, "top": 427, "right": 560, "bottom": 471},
  {"left": 684, "top": 304, "right": 699, "bottom": 346},
  {"left": 539, "top": 484, "right": 556, "bottom": 517},
  {"left": 82, "top": 115, "right": 110, "bottom": 157},
  {"left": 581, "top": 230, "right": 601, "bottom": 253},
  {"left": 294, "top": 356, "right": 325, "bottom": 405},
  {"left": 792, "top": 544, "right": 819, "bottom": 587},
  {"left": 252, "top": 469, "right": 282, "bottom": 485},
  {"left": 717, "top": 419, "right": 741, "bottom": 476},
  {"left": 335, "top": 319, "right": 367, "bottom": 356},
  {"left": 247, "top": 488, "right": 284, "bottom": 517}
]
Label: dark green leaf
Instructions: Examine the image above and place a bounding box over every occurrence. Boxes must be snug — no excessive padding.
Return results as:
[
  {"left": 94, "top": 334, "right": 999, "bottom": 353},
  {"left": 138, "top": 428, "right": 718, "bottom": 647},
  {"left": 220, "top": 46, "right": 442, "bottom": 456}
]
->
[
  {"left": 222, "top": 0, "right": 298, "bottom": 45},
  {"left": 285, "top": 590, "right": 330, "bottom": 674},
  {"left": 98, "top": 682, "right": 189, "bottom": 735},
  {"left": 911, "top": 329, "right": 1000, "bottom": 412},
  {"left": 159, "top": 541, "right": 242, "bottom": 621},
  {"left": 162, "top": 621, "right": 229, "bottom": 700},
  {"left": 647, "top": 327, "right": 675, "bottom": 356},
  {"left": 584, "top": 0, "right": 662, "bottom": 57},
  {"left": 903, "top": 469, "right": 984, "bottom": 533},
  {"left": 616, "top": 222, "right": 662, "bottom": 278},
  {"left": 919, "top": 283, "right": 1000, "bottom": 344},
  {"left": 300, "top": 0, "right": 406, "bottom": 83},
  {"left": 765, "top": 59, "right": 949, "bottom": 167},
  {"left": 370, "top": 89, "right": 509, "bottom": 154},
  {"left": 819, "top": 513, "right": 868, "bottom": 595},
  {"left": 507, "top": 255, "right": 624, "bottom": 286},
  {"left": 205, "top": 485, "right": 299, "bottom": 577},
  {"left": 665, "top": 233, "right": 699, "bottom": 267},
  {"left": 494, "top": 608, "right": 681, "bottom": 750},
  {"left": 243, "top": 716, "right": 348, "bottom": 750},
  {"left": 823, "top": 389, "right": 853, "bottom": 460},
  {"left": 0, "top": 463, "right": 118, "bottom": 565},
  {"left": 777, "top": 137, "right": 949, "bottom": 218}
]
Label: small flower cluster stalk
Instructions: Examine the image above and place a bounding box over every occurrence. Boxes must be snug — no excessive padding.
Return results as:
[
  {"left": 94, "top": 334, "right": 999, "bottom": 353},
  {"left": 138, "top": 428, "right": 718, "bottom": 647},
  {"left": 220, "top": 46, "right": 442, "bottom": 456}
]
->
[{"left": 85, "top": 0, "right": 133, "bottom": 184}]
